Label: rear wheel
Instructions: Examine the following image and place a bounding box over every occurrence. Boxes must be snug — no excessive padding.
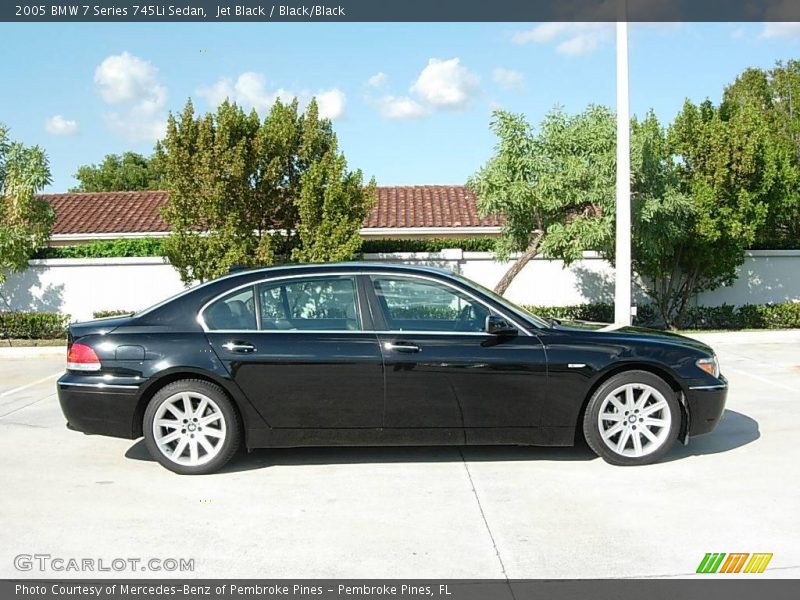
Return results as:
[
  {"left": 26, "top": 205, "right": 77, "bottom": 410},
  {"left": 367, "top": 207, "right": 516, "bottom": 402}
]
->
[
  {"left": 583, "top": 370, "right": 680, "bottom": 466},
  {"left": 143, "top": 379, "right": 241, "bottom": 475}
]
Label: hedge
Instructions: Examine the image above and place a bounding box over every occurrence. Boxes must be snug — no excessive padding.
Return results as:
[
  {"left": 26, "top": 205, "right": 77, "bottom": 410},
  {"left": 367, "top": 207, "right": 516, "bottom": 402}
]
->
[
  {"left": 92, "top": 310, "right": 134, "bottom": 319},
  {"left": 525, "top": 302, "right": 800, "bottom": 330},
  {"left": 3, "top": 302, "right": 799, "bottom": 339},
  {"left": 359, "top": 237, "right": 497, "bottom": 253},
  {"left": 0, "top": 312, "right": 69, "bottom": 339},
  {"left": 35, "top": 237, "right": 499, "bottom": 259},
  {"left": 35, "top": 238, "right": 165, "bottom": 259},
  {"left": 33, "top": 235, "right": 800, "bottom": 260}
]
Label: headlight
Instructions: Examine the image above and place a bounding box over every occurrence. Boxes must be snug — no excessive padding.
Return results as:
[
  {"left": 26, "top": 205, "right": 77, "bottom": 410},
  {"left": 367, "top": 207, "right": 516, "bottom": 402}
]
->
[{"left": 696, "top": 355, "right": 720, "bottom": 378}]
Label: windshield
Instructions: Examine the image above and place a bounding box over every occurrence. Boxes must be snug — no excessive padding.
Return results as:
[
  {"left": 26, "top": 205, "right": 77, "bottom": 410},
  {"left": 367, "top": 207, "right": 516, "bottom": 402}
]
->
[{"left": 449, "top": 272, "right": 551, "bottom": 329}]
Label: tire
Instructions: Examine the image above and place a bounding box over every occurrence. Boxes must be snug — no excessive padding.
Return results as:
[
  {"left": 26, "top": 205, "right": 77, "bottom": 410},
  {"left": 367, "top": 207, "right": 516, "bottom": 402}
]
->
[
  {"left": 143, "top": 379, "right": 242, "bottom": 475},
  {"left": 583, "top": 370, "right": 680, "bottom": 466}
]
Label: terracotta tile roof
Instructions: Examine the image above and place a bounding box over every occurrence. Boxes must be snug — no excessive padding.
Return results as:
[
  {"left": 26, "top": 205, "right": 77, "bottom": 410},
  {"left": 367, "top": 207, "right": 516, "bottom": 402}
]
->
[
  {"left": 42, "top": 191, "right": 169, "bottom": 235},
  {"left": 367, "top": 185, "right": 502, "bottom": 229},
  {"left": 42, "top": 185, "right": 502, "bottom": 236}
]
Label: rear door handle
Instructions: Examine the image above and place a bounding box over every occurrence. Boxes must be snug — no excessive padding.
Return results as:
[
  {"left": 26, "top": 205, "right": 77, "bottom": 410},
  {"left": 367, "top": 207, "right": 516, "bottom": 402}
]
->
[
  {"left": 222, "top": 341, "right": 257, "bottom": 353},
  {"left": 383, "top": 341, "right": 421, "bottom": 353}
]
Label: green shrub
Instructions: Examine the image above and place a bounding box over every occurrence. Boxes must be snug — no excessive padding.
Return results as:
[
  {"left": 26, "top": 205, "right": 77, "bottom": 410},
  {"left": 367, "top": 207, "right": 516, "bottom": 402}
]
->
[
  {"left": 92, "top": 310, "right": 134, "bottom": 319},
  {"left": 35, "top": 237, "right": 499, "bottom": 260},
  {"left": 35, "top": 238, "right": 165, "bottom": 259},
  {"left": 0, "top": 312, "right": 69, "bottom": 339},
  {"left": 523, "top": 303, "right": 615, "bottom": 323},
  {"left": 523, "top": 302, "right": 800, "bottom": 330},
  {"left": 360, "top": 237, "right": 497, "bottom": 254}
]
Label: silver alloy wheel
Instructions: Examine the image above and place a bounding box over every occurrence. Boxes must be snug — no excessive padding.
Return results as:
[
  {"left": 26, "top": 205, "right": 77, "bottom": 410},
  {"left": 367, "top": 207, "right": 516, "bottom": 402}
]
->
[
  {"left": 597, "top": 383, "right": 672, "bottom": 458},
  {"left": 152, "top": 391, "right": 227, "bottom": 467}
]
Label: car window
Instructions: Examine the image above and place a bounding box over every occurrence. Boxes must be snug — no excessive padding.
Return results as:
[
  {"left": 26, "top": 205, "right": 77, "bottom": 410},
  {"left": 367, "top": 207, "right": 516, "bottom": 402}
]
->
[
  {"left": 370, "top": 276, "right": 491, "bottom": 333},
  {"left": 203, "top": 287, "right": 257, "bottom": 331},
  {"left": 258, "top": 276, "right": 360, "bottom": 331}
]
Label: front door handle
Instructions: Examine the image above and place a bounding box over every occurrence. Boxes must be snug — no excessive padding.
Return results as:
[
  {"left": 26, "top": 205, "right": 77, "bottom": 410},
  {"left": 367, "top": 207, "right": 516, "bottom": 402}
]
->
[
  {"left": 222, "top": 341, "right": 257, "bottom": 353},
  {"left": 383, "top": 341, "right": 421, "bottom": 353}
]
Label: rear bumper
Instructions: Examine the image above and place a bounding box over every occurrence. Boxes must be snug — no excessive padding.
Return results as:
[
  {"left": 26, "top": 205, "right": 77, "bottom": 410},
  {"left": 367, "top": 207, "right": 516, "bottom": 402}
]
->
[
  {"left": 57, "top": 374, "right": 142, "bottom": 439},
  {"left": 686, "top": 378, "right": 728, "bottom": 436}
]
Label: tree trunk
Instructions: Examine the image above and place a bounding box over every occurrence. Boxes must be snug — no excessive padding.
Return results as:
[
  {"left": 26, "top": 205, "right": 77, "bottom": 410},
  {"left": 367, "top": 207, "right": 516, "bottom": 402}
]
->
[{"left": 494, "top": 232, "right": 544, "bottom": 296}]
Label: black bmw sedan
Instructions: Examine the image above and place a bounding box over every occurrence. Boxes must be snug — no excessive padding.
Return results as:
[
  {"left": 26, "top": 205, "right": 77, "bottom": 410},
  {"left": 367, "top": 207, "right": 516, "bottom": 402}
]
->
[{"left": 58, "top": 263, "right": 727, "bottom": 474}]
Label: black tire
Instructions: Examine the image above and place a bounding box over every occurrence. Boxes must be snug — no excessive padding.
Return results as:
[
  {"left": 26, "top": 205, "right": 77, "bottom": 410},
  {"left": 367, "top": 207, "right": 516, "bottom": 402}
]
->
[
  {"left": 583, "top": 370, "right": 680, "bottom": 466},
  {"left": 143, "top": 379, "right": 242, "bottom": 475}
]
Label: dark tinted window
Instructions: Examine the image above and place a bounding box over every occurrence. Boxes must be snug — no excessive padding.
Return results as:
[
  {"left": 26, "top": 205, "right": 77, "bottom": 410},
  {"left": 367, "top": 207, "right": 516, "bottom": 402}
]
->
[
  {"left": 203, "top": 287, "right": 257, "bottom": 330},
  {"left": 370, "top": 276, "right": 491, "bottom": 333},
  {"left": 258, "top": 276, "right": 360, "bottom": 331}
]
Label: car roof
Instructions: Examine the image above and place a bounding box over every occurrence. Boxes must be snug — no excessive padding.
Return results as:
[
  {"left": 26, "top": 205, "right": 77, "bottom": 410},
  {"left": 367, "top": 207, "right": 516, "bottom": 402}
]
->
[{"left": 224, "top": 261, "right": 455, "bottom": 281}]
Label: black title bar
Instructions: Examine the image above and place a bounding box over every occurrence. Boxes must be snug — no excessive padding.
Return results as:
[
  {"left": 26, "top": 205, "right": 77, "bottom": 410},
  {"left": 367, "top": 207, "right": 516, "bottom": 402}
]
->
[{"left": 4, "top": 0, "right": 800, "bottom": 22}]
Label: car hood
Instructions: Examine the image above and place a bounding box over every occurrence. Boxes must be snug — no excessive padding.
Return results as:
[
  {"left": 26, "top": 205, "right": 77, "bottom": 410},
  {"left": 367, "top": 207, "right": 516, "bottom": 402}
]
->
[{"left": 553, "top": 321, "right": 714, "bottom": 354}]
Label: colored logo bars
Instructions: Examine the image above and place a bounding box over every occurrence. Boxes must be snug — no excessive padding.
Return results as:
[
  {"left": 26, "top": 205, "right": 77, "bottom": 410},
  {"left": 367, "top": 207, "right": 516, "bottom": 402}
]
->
[{"left": 696, "top": 553, "right": 773, "bottom": 574}]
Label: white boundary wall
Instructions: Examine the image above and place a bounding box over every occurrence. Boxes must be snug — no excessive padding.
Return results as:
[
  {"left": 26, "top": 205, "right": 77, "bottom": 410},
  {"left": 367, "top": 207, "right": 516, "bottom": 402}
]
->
[{"left": 1, "top": 250, "right": 799, "bottom": 321}]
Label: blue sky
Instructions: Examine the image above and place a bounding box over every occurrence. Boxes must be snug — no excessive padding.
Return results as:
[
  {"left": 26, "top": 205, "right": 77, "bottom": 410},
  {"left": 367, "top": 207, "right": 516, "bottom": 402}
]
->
[{"left": 1, "top": 21, "right": 799, "bottom": 192}]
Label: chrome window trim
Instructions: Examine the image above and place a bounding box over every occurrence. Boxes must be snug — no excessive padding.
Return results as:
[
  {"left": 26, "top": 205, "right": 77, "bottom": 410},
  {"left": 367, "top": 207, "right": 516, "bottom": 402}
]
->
[{"left": 198, "top": 271, "right": 532, "bottom": 337}]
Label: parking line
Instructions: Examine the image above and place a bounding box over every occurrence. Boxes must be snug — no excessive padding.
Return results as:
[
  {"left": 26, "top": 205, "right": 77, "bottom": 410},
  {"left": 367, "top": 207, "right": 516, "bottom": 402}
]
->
[
  {"left": 0, "top": 393, "right": 57, "bottom": 419},
  {"left": 724, "top": 366, "right": 797, "bottom": 393},
  {"left": 458, "top": 448, "right": 513, "bottom": 585},
  {"left": 0, "top": 371, "right": 62, "bottom": 399}
]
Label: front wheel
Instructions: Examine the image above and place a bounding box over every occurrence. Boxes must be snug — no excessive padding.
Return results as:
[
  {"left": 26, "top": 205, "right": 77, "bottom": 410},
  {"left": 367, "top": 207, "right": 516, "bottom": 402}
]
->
[
  {"left": 143, "top": 379, "right": 241, "bottom": 475},
  {"left": 583, "top": 370, "right": 680, "bottom": 466}
]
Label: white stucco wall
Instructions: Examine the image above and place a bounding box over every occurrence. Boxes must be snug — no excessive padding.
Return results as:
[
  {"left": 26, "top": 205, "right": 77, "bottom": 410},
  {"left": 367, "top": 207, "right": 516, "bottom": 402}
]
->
[
  {"left": 2, "top": 250, "right": 798, "bottom": 321},
  {"left": 694, "top": 250, "right": 800, "bottom": 307}
]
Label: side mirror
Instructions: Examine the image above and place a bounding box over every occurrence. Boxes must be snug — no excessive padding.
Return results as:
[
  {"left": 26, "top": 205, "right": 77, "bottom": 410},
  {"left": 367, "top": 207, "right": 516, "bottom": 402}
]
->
[{"left": 485, "top": 315, "right": 517, "bottom": 336}]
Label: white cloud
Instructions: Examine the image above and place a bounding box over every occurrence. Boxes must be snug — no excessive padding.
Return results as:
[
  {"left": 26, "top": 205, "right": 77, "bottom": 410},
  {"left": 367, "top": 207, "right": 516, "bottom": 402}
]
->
[
  {"left": 410, "top": 58, "right": 480, "bottom": 110},
  {"left": 94, "top": 52, "right": 167, "bottom": 141},
  {"left": 376, "top": 95, "right": 428, "bottom": 120},
  {"left": 315, "top": 88, "right": 346, "bottom": 120},
  {"left": 45, "top": 115, "right": 78, "bottom": 136},
  {"left": 370, "top": 57, "right": 480, "bottom": 120},
  {"left": 366, "top": 72, "right": 388, "bottom": 88},
  {"left": 198, "top": 72, "right": 292, "bottom": 112},
  {"left": 760, "top": 22, "right": 800, "bottom": 39},
  {"left": 492, "top": 67, "right": 524, "bottom": 91},
  {"left": 198, "top": 73, "right": 345, "bottom": 120},
  {"left": 512, "top": 22, "right": 614, "bottom": 56}
]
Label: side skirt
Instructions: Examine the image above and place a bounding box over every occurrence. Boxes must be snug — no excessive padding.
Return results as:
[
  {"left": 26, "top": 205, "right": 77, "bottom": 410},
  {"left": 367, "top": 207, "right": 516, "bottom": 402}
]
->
[{"left": 246, "top": 426, "right": 574, "bottom": 449}]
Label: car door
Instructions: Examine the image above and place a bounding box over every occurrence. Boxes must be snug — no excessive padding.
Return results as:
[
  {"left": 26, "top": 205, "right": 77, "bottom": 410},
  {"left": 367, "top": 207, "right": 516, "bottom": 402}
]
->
[
  {"left": 204, "top": 274, "right": 384, "bottom": 429},
  {"left": 365, "top": 273, "right": 547, "bottom": 433}
]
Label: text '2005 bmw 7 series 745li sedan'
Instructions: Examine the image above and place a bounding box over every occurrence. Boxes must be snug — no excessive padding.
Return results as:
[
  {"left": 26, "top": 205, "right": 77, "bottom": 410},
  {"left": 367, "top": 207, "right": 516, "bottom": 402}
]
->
[{"left": 57, "top": 263, "right": 728, "bottom": 474}]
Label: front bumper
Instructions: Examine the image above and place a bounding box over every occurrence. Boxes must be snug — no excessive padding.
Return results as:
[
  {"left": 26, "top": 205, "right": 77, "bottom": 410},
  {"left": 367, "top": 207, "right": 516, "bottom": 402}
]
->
[
  {"left": 686, "top": 377, "right": 728, "bottom": 436},
  {"left": 57, "top": 373, "right": 142, "bottom": 439}
]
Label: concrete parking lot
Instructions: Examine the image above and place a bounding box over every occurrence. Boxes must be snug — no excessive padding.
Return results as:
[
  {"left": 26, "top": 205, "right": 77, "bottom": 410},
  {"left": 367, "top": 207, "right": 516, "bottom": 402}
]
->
[{"left": 1, "top": 331, "right": 799, "bottom": 579}]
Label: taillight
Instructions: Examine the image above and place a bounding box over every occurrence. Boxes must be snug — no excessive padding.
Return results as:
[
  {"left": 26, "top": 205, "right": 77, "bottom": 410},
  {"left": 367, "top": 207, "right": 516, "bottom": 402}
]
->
[{"left": 67, "top": 342, "right": 102, "bottom": 371}]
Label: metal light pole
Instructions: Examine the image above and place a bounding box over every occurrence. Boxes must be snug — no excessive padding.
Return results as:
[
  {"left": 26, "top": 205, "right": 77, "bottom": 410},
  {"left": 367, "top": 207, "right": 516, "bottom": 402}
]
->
[{"left": 614, "top": 5, "right": 632, "bottom": 326}]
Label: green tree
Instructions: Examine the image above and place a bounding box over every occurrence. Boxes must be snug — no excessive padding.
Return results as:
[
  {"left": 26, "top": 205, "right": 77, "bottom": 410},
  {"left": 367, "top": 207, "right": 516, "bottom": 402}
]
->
[
  {"left": 160, "top": 98, "right": 374, "bottom": 284},
  {"left": 467, "top": 106, "right": 616, "bottom": 295},
  {"left": 628, "top": 112, "right": 698, "bottom": 326},
  {"left": 71, "top": 151, "right": 165, "bottom": 192},
  {"left": 469, "top": 102, "right": 785, "bottom": 328},
  {"left": 293, "top": 150, "right": 376, "bottom": 263},
  {"left": 722, "top": 61, "right": 800, "bottom": 247},
  {"left": 656, "top": 98, "right": 784, "bottom": 326},
  {"left": 0, "top": 124, "right": 55, "bottom": 287}
]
